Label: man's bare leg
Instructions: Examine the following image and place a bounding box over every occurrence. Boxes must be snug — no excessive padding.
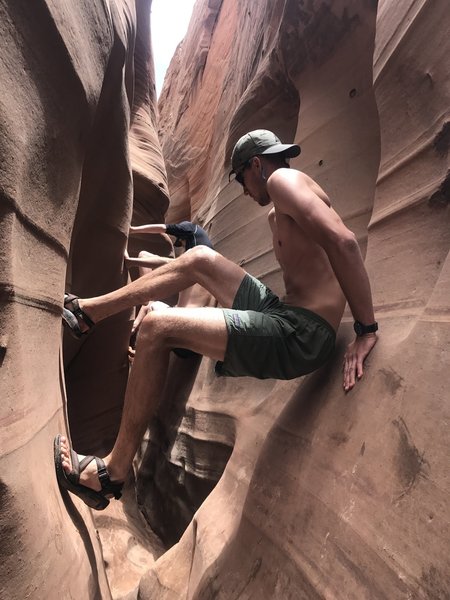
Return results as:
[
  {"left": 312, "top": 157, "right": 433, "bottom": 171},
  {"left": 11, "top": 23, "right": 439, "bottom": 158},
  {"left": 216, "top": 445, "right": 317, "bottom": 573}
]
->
[
  {"left": 131, "top": 251, "right": 215, "bottom": 310},
  {"left": 59, "top": 306, "right": 228, "bottom": 491},
  {"left": 72, "top": 246, "right": 245, "bottom": 328}
]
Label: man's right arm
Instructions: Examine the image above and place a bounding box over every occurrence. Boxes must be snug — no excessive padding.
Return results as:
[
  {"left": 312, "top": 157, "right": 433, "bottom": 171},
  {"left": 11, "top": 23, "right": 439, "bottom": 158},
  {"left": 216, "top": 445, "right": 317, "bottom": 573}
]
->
[{"left": 129, "top": 224, "right": 167, "bottom": 235}]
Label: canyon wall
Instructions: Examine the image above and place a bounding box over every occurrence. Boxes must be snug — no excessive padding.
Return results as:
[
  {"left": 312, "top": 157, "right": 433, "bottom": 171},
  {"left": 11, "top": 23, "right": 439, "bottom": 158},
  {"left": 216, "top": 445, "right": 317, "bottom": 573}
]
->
[
  {"left": 0, "top": 0, "right": 167, "bottom": 597},
  {"left": 141, "top": 0, "right": 450, "bottom": 598}
]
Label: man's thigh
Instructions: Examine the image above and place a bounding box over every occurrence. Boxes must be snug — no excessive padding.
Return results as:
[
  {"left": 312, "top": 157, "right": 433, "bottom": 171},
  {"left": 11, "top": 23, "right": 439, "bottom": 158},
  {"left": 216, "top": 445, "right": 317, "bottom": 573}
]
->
[{"left": 142, "top": 306, "right": 228, "bottom": 361}]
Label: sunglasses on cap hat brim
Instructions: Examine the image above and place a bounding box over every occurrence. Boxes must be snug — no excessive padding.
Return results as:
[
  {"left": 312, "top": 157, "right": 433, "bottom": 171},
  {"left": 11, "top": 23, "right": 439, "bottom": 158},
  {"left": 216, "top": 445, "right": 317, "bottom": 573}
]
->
[{"left": 229, "top": 161, "right": 251, "bottom": 185}]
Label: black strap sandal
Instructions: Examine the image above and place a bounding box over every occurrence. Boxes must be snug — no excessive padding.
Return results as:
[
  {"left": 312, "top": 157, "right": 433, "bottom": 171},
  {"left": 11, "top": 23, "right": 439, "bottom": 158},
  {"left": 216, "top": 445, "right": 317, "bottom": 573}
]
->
[
  {"left": 62, "top": 294, "right": 95, "bottom": 339},
  {"left": 54, "top": 434, "right": 123, "bottom": 511}
]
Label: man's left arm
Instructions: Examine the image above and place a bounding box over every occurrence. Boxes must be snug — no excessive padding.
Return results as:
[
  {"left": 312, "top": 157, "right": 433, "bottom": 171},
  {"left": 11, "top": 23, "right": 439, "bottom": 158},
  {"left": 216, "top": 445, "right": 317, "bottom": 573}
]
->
[{"left": 268, "top": 171, "right": 378, "bottom": 391}]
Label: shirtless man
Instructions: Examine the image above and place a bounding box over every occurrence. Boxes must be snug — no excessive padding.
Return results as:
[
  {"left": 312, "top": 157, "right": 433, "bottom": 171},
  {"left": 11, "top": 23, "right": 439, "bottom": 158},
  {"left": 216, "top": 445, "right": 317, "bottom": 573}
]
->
[{"left": 55, "top": 129, "right": 378, "bottom": 510}]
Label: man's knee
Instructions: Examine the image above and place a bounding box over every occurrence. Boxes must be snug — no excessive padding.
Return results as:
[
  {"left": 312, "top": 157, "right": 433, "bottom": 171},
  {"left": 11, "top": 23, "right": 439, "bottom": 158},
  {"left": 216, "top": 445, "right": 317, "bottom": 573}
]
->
[
  {"left": 185, "top": 245, "right": 217, "bottom": 260},
  {"left": 138, "top": 310, "right": 174, "bottom": 347},
  {"left": 184, "top": 245, "right": 219, "bottom": 274}
]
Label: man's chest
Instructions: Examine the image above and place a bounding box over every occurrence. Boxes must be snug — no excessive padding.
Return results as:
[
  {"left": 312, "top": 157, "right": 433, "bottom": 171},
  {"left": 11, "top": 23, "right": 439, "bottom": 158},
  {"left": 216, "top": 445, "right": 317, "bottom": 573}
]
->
[{"left": 269, "top": 209, "right": 323, "bottom": 274}]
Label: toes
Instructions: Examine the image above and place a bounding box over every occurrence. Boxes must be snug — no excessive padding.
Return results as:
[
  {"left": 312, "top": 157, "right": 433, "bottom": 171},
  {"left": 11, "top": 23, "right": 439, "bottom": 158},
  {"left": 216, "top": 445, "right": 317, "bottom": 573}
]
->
[{"left": 59, "top": 437, "right": 72, "bottom": 472}]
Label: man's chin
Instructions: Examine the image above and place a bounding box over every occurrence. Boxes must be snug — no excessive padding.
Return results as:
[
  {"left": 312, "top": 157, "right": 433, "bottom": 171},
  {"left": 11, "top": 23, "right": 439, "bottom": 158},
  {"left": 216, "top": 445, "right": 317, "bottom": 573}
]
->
[{"left": 258, "top": 197, "right": 271, "bottom": 206}]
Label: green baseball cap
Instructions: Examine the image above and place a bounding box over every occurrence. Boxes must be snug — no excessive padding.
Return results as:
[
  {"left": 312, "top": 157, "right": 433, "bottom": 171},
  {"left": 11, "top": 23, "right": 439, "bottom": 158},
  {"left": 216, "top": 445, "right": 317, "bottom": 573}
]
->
[{"left": 230, "top": 129, "right": 301, "bottom": 174}]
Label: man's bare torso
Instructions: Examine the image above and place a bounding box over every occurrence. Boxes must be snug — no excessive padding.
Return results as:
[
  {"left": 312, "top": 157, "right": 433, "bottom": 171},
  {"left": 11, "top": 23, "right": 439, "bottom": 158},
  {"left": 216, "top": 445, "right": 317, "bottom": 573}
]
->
[{"left": 268, "top": 172, "right": 346, "bottom": 331}]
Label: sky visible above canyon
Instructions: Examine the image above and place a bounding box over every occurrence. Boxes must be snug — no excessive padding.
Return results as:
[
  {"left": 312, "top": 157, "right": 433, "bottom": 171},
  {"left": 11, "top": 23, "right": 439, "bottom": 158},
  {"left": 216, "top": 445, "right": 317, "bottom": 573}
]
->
[{"left": 151, "top": 0, "right": 196, "bottom": 96}]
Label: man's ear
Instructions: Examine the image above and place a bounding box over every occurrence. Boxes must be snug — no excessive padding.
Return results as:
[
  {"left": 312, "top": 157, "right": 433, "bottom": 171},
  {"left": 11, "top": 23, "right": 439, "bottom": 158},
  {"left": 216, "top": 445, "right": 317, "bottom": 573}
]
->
[{"left": 252, "top": 156, "right": 261, "bottom": 172}]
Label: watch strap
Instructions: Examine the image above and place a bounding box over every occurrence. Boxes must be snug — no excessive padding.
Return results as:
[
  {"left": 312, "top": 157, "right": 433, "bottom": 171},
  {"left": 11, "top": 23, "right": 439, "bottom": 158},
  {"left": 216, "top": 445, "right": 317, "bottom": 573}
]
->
[{"left": 354, "top": 320, "right": 378, "bottom": 336}]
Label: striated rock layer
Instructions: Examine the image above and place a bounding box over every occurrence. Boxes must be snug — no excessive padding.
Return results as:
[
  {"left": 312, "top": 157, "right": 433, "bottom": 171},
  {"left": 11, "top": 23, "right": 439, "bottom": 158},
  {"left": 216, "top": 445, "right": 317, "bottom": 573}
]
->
[
  {"left": 141, "top": 0, "right": 450, "bottom": 598},
  {"left": 0, "top": 0, "right": 167, "bottom": 598}
]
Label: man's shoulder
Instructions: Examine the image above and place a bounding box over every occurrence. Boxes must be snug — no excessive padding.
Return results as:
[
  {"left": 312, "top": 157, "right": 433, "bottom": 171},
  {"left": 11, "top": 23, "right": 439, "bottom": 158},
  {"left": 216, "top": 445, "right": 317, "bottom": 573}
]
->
[
  {"left": 269, "top": 169, "right": 329, "bottom": 206},
  {"left": 267, "top": 167, "right": 310, "bottom": 190},
  {"left": 268, "top": 168, "right": 312, "bottom": 206}
]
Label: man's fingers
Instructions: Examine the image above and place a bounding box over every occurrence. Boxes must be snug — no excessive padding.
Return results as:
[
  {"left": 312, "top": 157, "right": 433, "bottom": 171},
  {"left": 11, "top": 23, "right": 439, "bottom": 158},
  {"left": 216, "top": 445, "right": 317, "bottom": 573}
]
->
[
  {"left": 132, "top": 304, "right": 149, "bottom": 334},
  {"left": 356, "top": 356, "right": 364, "bottom": 379},
  {"left": 343, "top": 353, "right": 356, "bottom": 391},
  {"left": 131, "top": 316, "right": 142, "bottom": 333},
  {"left": 343, "top": 355, "right": 350, "bottom": 388},
  {"left": 348, "top": 359, "right": 356, "bottom": 389}
]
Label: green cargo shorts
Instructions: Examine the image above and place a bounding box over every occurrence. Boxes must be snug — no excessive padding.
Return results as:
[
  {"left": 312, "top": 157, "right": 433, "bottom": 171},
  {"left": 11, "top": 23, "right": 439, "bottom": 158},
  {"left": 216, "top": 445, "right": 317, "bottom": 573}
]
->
[{"left": 215, "top": 274, "right": 336, "bottom": 380}]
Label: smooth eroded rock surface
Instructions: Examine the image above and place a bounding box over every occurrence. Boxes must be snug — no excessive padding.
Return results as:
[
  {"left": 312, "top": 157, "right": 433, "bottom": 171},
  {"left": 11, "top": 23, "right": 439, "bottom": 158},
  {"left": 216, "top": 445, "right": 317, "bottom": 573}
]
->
[{"left": 0, "top": 0, "right": 167, "bottom": 597}]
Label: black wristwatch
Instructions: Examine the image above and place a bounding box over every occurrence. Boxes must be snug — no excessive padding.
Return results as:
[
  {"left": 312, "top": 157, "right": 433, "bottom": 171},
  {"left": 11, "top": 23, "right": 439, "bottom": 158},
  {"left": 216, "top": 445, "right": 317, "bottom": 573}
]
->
[{"left": 353, "top": 321, "right": 378, "bottom": 336}]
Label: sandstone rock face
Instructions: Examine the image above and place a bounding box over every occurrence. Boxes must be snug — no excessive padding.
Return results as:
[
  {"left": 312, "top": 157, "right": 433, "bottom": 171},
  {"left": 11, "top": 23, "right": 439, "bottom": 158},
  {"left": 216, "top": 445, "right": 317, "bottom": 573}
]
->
[
  {"left": 0, "top": 0, "right": 167, "bottom": 597},
  {"left": 65, "top": 0, "right": 170, "bottom": 458},
  {"left": 141, "top": 0, "right": 450, "bottom": 598}
]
